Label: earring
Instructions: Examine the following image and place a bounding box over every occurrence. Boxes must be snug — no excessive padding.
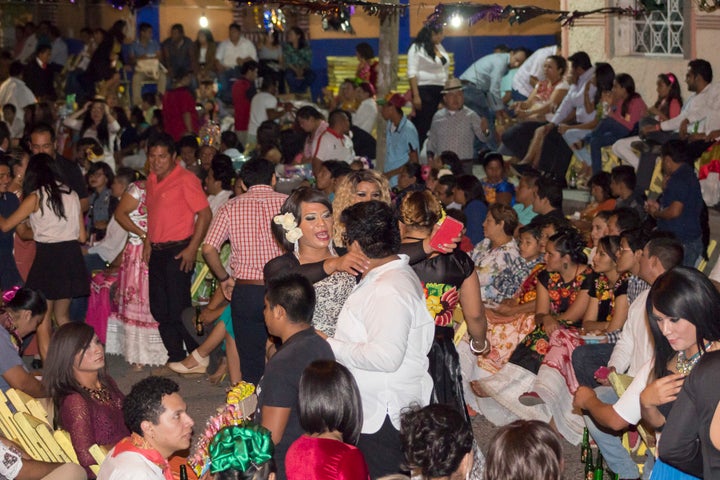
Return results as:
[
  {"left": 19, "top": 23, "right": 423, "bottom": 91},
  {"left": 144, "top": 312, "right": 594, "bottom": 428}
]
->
[
  {"left": 563, "top": 262, "right": 568, "bottom": 270},
  {"left": 294, "top": 241, "right": 299, "bottom": 255}
]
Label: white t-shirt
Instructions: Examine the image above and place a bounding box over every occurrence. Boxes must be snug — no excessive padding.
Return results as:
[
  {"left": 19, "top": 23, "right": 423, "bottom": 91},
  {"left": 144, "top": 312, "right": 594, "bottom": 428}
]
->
[
  {"left": 88, "top": 216, "right": 128, "bottom": 263},
  {"left": 248, "top": 91, "right": 278, "bottom": 136},
  {"left": 352, "top": 97, "right": 378, "bottom": 134},
  {"left": 216, "top": 38, "right": 258, "bottom": 69},
  {"left": 97, "top": 449, "right": 165, "bottom": 480},
  {"left": 512, "top": 45, "right": 558, "bottom": 98},
  {"left": 612, "top": 358, "right": 653, "bottom": 425},
  {"left": 314, "top": 129, "right": 354, "bottom": 163}
]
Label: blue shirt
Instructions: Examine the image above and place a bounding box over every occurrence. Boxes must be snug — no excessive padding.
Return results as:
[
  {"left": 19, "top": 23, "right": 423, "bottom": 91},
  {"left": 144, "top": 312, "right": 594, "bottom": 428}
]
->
[
  {"left": 464, "top": 199, "right": 488, "bottom": 245},
  {"left": 130, "top": 39, "right": 161, "bottom": 58},
  {"left": 385, "top": 115, "right": 419, "bottom": 187},
  {"left": 657, "top": 163, "right": 703, "bottom": 242},
  {"left": 459, "top": 53, "right": 510, "bottom": 111},
  {"left": 513, "top": 202, "right": 537, "bottom": 226}
]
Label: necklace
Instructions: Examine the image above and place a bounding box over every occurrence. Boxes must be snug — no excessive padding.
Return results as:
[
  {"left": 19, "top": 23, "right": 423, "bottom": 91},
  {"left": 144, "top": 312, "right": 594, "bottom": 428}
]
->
[
  {"left": 676, "top": 341, "right": 715, "bottom": 375},
  {"left": 82, "top": 383, "right": 112, "bottom": 404},
  {"left": 404, "top": 236, "right": 426, "bottom": 241}
]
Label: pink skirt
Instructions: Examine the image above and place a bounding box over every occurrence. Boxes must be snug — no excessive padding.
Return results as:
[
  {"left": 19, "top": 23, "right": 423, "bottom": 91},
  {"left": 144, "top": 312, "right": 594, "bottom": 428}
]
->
[{"left": 105, "top": 242, "right": 167, "bottom": 366}]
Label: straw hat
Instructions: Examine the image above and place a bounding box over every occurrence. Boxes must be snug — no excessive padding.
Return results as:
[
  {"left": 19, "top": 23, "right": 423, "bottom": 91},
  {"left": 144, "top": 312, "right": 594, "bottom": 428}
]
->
[{"left": 441, "top": 77, "right": 464, "bottom": 94}]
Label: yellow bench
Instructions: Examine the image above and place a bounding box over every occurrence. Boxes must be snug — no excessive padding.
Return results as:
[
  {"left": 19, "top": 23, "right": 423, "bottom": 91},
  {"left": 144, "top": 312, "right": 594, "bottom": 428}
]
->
[
  {"left": 325, "top": 54, "right": 455, "bottom": 96},
  {"left": 0, "top": 389, "right": 104, "bottom": 472}
]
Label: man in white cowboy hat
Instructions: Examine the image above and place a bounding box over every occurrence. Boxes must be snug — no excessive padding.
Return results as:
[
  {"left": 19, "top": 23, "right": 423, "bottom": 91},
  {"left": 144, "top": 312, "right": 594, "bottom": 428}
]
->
[{"left": 426, "top": 77, "right": 490, "bottom": 173}]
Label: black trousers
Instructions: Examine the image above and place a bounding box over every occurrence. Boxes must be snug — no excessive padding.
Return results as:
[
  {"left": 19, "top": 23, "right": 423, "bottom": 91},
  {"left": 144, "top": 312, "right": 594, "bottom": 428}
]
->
[
  {"left": 357, "top": 415, "right": 404, "bottom": 479},
  {"left": 231, "top": 284, "right": 267, "bottom": 385},
  {"left": 148, "top": 242, "right": 197, "bottom": 362},
  {"left": 413, "top": 85, "right": 444, "bottom": 147},
  {"left": 538, "top": 128, "right": 574, "bottom": 180}
]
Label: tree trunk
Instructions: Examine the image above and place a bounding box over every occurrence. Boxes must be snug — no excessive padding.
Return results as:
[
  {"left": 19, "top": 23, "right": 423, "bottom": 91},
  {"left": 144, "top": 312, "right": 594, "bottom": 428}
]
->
[{"left": 375, "top": 8, "right": 399, "bottom": 172}]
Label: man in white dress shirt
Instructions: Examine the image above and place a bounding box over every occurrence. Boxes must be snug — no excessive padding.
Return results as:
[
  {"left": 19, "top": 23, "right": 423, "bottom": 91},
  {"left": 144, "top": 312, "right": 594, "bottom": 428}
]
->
[
  {"left": 327, "top": 200, "right": 434, "bottom": 479},
  {"left": 572, "top": 236, "right": 683, "bottom": 479},
  {"left": 216, "top": 23, "right": 257, "bottom": 103}
]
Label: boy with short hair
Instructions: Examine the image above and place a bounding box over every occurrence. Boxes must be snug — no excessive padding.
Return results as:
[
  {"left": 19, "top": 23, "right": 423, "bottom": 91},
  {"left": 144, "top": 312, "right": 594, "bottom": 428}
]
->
[
  {"left": 513, "top": 170, "right": 540, "bottom": 227},
  {"left": 256, "top": 274, "right": 334, "bottom": 480}
]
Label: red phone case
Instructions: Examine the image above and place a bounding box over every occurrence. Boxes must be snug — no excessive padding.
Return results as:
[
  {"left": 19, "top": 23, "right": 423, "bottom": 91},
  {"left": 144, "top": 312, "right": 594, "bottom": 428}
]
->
[{"left": 429, "top": 217, "right": 464, "bottom": 251}]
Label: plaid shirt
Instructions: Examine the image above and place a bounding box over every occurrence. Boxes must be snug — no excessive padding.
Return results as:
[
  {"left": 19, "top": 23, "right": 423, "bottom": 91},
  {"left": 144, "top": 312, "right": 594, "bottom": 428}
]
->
[{"left": 204, "top": 185, "right": 287, "bottom": 281}]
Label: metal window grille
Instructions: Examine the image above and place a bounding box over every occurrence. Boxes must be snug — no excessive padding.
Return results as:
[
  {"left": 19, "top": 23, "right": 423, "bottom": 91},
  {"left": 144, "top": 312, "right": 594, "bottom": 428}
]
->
[{"left": 633, "top": 0, "right": 685, "bottom": 55}]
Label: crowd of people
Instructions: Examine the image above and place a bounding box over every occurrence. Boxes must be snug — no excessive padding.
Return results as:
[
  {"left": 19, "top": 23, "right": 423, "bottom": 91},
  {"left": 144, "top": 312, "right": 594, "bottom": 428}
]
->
[{"left": 0, "top": 17, "right": 719, "bottom": 480}]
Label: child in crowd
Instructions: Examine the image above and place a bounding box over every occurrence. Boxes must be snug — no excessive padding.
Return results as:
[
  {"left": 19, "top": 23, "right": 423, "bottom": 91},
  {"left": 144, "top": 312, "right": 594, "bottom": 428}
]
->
[
  {"left": 512, "top": 171, "right": 539, "bottom": 227},
  {"left": 86, "top": 161, "right": 116, "bottom": 242}
]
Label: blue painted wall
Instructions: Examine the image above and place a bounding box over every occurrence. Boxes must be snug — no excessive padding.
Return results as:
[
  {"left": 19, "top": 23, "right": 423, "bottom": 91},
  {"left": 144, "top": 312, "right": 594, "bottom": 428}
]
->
[{"left": 308, "top": 33, "right": 555, "bottom": 99}]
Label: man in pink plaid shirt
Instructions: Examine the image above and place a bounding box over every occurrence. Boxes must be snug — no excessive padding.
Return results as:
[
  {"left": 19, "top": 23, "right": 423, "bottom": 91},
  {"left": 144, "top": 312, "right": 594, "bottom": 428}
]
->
[{"left": 202, "top": 158, "right": 287, "bottom": 383}]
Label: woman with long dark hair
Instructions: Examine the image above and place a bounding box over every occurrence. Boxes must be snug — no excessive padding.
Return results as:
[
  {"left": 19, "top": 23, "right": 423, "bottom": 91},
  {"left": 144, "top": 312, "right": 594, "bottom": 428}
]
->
[
  {"left": 43, "top": 322, "right": 129, "bottom": 478},
  {"left": 0, "top": 287, "right": 47, "bottom": 398},
  {"left": 0, "top": 153, "right": 88, "bottom": 360},
  {"left": 613, "top": 72, "right": 683, "bottom": 169},
  {"left": 572, "top": 72, "right": 647, "bottom": 174},
  {"left": 63, "top": 98, "right": 120, "bottom": 170},
  {"left": 195, "top": 28, "right": 217, "bottom": 81},
  {"left": 283, "top": 27, "right": 315, "bottom": 94},
  {"left": 407, "top": 24, "right": 449, "bottom": 146}
]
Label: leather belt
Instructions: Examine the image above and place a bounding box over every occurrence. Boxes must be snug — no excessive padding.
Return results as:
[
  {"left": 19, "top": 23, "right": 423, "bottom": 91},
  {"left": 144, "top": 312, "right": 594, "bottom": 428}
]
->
[
  {"left": 234, "top": 279, "right": 264, "bottom": 286},
  {"left": 150, "top": 238, "right": 191, "bottom": 250}
]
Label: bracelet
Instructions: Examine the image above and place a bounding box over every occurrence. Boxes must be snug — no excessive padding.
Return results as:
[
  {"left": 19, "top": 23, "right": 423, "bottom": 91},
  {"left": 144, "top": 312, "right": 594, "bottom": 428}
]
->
[
  {"left": 218, "top": 274, "right": 230, "bottom": 282},
  {"left": 469, "top": 337, "right": 490, "bottom": 355}
]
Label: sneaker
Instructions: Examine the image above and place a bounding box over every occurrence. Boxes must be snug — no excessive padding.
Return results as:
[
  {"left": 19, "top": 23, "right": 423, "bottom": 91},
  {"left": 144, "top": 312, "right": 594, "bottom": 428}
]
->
[{"left": 518, "top": 391, "right": 545, "bottom": 406}]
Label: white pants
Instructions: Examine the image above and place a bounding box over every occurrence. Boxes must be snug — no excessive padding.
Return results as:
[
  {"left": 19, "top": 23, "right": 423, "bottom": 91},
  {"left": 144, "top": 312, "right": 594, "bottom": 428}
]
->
[{"left": 612, "top": 135, "right": 640, "bottom": 169}]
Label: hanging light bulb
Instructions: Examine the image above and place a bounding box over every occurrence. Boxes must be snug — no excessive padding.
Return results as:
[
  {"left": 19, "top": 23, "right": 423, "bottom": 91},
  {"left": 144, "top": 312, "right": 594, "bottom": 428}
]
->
[
  {"left": 199, "top": 12, "right": 209, "bottom": 28},
  {"left": 449, "top": 13, "right": 464, "bottom": 28}
]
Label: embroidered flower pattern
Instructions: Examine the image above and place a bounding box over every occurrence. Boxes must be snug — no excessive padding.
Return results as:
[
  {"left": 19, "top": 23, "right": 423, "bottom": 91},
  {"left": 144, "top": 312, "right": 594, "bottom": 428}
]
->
[{"left": 423, "top": 282, "right": 460, "bottom": 327}]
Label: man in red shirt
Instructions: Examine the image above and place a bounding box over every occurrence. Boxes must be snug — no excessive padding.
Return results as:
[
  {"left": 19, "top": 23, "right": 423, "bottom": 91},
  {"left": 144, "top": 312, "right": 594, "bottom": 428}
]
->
[
  {"left": 162, "top": 70, "right": 199, "bottom": 141},
  {"left": 144, "top": 134, "right": 211, "bottom": 363},
  {"left": 202, "top": 158, "right": 287, "bottom": 383},
  {"left": 232, "top": 60, "right": 258, "bottom": 144}
]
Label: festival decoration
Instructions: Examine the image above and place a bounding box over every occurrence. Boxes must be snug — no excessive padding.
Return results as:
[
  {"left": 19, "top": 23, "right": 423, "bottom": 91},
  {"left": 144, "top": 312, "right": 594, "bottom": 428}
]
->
[
  {"left": 322, "top": 5, "right": 356, "bottom": 33},
  {"left": 425, "top": 3, "right": 645, "bottom": 28},
  {"left": 188, "top": 382, "right": 257, "bottom": 478},
  {"left": 263, "top": 7, "right": 287, "bottom": 32}
]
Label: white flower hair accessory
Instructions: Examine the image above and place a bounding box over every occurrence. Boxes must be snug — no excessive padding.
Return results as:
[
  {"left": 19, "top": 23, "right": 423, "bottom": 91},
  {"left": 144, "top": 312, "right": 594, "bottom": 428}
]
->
[{"left": 273, "top": 213, "right": 303, "bottom": 244}]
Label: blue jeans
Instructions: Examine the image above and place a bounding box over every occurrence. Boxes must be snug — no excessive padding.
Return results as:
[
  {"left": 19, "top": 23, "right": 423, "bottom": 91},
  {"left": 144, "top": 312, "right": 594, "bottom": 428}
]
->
[
  {"left": 587, "top": 118, "right": 631, "bottom": 173},
  {"left": 218, "top": 67, "right": 241, "bottom": 103},
  {"left": 572, "top": 343, "right": 614, "bottom": 387},
  {"left": 284, "top": 67, "right": 316, "bottom": 94},
  {"left": 585, "top": 386, "right": 641, "bottom": 479},
  {"left": 682, "top": 237, "right": 704, "bottom": 268},
  {"left": 462, "top": 84, "right": 498, "bottom": 150}
]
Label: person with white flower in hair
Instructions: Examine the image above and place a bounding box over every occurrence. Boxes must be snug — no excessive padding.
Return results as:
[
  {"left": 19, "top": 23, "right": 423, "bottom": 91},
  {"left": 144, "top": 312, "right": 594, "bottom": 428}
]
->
[
  {"left": 203, "top": 158, "right": 287, "bottom": 384},
  {"left": 264, "top": 187, "right": 363, "bottom": 339}
]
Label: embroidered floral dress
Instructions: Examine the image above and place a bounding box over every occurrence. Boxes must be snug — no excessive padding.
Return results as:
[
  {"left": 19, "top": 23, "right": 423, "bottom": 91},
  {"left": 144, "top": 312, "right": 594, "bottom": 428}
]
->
[
  {"left": 412, "top": 250, "right": 475, "bottom": 425},
  {"left": 507, "top": 266, "right": 594, "bottom": 374},
  {"left": 105, "top": 181, "right": 168, "bottom": 366},
  {"left": 478, "top": 260, "right": 545, "bottom": 374},
  {"left": 470, "top": 238, "right": 522, "bottom": 303}
]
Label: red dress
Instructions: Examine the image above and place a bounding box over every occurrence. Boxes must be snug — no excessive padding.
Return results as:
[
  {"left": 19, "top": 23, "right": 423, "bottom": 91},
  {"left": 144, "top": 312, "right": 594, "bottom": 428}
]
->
[{"left": 285, "top": 436, "right": 370, "bottom": 480}]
